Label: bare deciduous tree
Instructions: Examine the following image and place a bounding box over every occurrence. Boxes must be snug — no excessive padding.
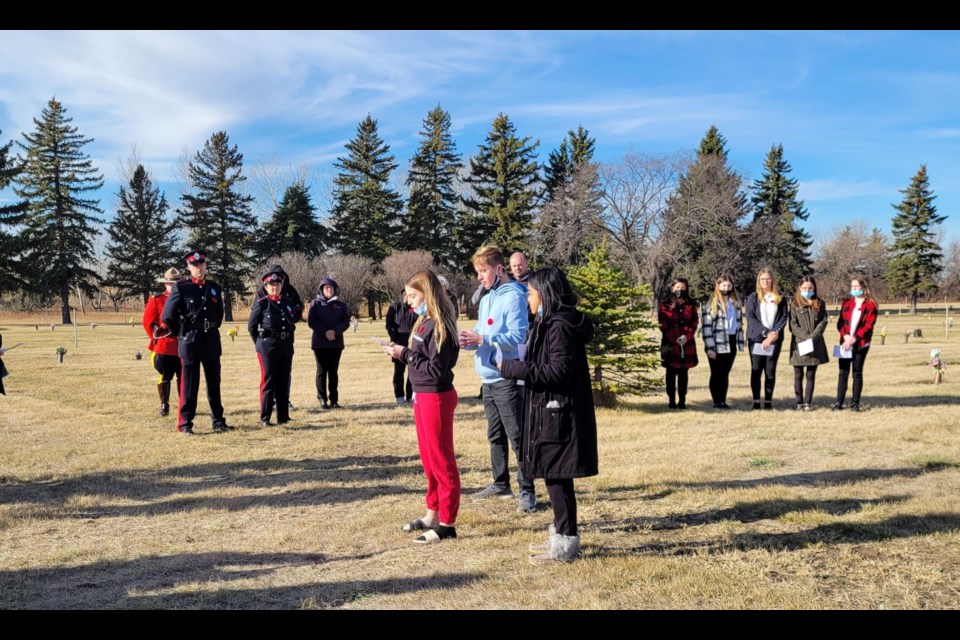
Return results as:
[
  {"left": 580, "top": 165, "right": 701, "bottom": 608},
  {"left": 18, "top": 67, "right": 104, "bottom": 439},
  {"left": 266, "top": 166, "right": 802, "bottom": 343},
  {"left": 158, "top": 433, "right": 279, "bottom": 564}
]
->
[
  {"left": 371, "top": 250, "right": 435, "bottom": 303},
  {"left": 531, "top": 162, "right": 605, "bottom": 267},
  {"left": 313, "top": 253, "right": 376, "bottom": 318}
]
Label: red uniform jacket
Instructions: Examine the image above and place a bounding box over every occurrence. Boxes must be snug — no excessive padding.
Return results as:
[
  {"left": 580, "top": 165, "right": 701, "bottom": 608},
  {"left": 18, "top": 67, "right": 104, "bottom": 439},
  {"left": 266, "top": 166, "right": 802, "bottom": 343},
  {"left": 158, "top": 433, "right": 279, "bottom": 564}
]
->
[
  {"left": 143, "top": 292, "right": 179, "bottom": 356},
  {"left": 837, "top": 297, "right": 879, "bottom": 348}
]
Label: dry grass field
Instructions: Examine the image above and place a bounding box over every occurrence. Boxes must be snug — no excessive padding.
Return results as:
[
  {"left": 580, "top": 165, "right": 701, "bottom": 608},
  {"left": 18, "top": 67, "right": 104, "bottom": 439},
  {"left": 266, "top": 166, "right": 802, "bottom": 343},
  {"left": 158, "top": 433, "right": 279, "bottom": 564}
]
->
[{"left": 1, "top": 308, "right": 958, "bottom": 609}]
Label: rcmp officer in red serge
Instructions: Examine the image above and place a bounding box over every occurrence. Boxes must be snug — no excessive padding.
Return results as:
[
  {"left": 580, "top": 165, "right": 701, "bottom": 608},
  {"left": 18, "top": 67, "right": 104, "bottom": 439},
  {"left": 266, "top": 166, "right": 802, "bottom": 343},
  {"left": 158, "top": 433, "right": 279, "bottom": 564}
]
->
[
  {"left": 248, "top": 267, "right": 299, "bottom": 426},
  {"left": 142, "top": 267, "right": 183, "bottom": 416},
  {"left": 161, "top": 249, "right": 233, "bottom": 434}
]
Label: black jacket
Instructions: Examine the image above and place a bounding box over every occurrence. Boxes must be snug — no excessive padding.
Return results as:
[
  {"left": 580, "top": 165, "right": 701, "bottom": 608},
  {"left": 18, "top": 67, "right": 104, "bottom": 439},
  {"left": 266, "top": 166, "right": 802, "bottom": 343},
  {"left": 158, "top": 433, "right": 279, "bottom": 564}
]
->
[
  {"left": 386, "top": 300, "right": 416, "bottom": 344},
  {"left": 744, "top": 292, "right": 789, "bottom": 345},
  {"left": 248, "top": 295, "right": 298, "bottom": 356},
  {"left": 307, "top": 297, "right": 351, "bottom": 349},
  {"left": 501, "top": 309, "right": 599, "bottom": 480},
  {"left": 161, "top": 278, "right": 225, "bottom": 363},
  {"left": 401, "top": 318, "right": 459, "bottom": 393}
]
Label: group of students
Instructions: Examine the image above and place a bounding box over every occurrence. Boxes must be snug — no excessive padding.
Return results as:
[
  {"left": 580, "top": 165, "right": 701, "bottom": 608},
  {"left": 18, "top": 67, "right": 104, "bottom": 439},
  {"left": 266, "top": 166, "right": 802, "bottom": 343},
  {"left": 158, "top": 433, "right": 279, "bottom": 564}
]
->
[
  {"left": 658, "top": 269, "right": 879, "bottom": 412},
  {"left": 142, "top": 246, "right": 597, "bottom": 564}
]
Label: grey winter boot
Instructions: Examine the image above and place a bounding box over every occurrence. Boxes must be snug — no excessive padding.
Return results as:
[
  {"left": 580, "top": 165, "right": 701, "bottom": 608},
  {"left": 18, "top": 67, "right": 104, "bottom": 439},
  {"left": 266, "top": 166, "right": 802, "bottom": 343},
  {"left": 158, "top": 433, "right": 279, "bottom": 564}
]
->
[
  {"left": 529, "top": 533, "right": 580, "bottom": 565},
  {"left": 528, "top": 524, "right": 557, "bottom": 553}
]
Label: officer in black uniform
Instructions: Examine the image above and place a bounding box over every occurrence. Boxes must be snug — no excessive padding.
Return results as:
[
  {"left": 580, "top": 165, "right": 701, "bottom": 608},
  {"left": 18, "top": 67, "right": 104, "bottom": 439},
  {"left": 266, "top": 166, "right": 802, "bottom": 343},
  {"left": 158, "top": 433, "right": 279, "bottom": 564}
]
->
[
  {"left": 161, "top": 249, "right": 232, "bottom": 435},
  {"left": 254, "top": 264, "right": 304, "bottom": 412},
  {"left": 248, "top": 267, "right": 300, "bottom": 426}
]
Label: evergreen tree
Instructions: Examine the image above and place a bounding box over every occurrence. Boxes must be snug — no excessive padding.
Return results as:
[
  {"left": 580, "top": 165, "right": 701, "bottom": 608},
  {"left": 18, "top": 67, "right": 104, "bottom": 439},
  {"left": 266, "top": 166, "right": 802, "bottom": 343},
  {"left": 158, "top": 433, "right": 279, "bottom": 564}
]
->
[
  {"left": 329, "top": 115, "right": 403, "bottom": 262},
  {"left": 257, "top": 181, "right": 327, "bottom": 261},
  {"left": 746, "top": 144, "right": 813, "bottom": 291},
  {"left": 14, "top": 98, "right": 104, "bottom": 323},
  {"left": 178, "top": 131, "right": 256, "bottom": 321},
  {"left": 103, "top": 164, "right": 177, "bottom": 303},
  {"left": 886, "top": 165, "right": 946, "bottom": 314},
  {"left": 567, "top": 243, "right": 661, "bottom": 406},
  {"left": 0, "top": 130, "right": 28, "bottom": 293},
  {"left": 659, "top": 128, "right": 750, "bottom": 297},
  {"left": 543, "top": 124, "right": 597, "bottom": 202},
  {"left": 698, "top": 125, "right": 729, "bottom": 160},
  {"left": 403, "top": 106, "right": 462, "bottom": 269},
  {"left": 460, "top": 113, "right": 542, "bottom": 259},
  {"left": 533, "top": 162, "right": 605, "bottom": 267}
]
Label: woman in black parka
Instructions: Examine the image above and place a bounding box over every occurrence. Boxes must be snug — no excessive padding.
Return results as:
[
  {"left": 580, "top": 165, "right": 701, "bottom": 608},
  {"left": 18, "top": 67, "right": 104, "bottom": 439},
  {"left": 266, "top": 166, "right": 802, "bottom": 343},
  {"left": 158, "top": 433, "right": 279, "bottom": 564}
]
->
[{"left": 500, "top": 267, "right": 598, "bottom": 565}]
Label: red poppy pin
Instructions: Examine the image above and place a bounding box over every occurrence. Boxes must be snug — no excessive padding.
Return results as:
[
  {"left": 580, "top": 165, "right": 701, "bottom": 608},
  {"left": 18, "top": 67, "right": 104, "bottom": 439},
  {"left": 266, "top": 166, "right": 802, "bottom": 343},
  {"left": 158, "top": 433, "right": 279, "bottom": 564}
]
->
[
  {"left": 487, "top": 318, "right": 494, "bottom": 326},
  {"left": 418, "top": 324, "right": 426, "bottom": 334}
]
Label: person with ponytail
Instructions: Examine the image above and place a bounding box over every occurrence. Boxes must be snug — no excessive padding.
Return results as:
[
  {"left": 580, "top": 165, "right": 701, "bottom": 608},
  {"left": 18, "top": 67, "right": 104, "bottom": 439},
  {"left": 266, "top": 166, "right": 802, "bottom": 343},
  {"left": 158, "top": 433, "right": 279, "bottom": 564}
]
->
[
  {"left": 382, "top": 270, "right": 462, "bottom": 544},
  {"left": 833, "top": 275, "right": 879, "bottom": 412},
  {"left": 744, "top": 268, "right": 789, "bottom": 410},
  {"left": 657, "top": 277, "right": 699, "bottom": 409},
  {"left": 788, "top": 275, "right": 829, "bottom": 411},
  {"left": 700, "top": 274, "right": 744, "bottom": 409}
]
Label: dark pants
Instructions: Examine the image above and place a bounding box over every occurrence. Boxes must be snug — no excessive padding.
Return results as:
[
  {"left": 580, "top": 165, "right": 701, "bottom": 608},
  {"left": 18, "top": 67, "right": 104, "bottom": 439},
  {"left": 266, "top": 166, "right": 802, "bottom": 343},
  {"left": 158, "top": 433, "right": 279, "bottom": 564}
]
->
[
  {"left": 258, "top": 345, "right": 292, "bottom": 423},
  {"left": 837, "top": 346, "right": 869, "bottom": 405},
  {"left": 152, "top": 352, "right": 181, "bottom": 385},
  {"left": 313, "top": 348, "right": 343, "bottom": 404},
  {"left": 393, "top": 357, "right": 413, "bottom": 401},
  {"left": 793, "top": 365, "right": 818, "bottom": 405},
  {"left": 665, "top": 366, "right": 689, "bottom": 405},
  {"left": 707, "top": 336, "right": 737, "bottom": 404},
  {"left": 178, "top": 354, "right": 225, "bottom": 430},
  {"left": 750, "top": 342, "right": 782, "bottom": 402},
  {"left": 482, "top": 378, "right": 533, "bottom": 493},
  {"left": 546, "top": 478, "right": 577, "bottom": 536}
]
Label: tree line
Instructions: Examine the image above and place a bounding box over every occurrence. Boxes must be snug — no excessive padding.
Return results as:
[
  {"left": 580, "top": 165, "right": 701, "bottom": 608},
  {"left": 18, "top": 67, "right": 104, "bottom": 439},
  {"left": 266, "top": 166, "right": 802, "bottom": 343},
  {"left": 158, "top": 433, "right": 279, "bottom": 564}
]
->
[{"left": 0, "top": 98, "right": 953, "bottom": 325}]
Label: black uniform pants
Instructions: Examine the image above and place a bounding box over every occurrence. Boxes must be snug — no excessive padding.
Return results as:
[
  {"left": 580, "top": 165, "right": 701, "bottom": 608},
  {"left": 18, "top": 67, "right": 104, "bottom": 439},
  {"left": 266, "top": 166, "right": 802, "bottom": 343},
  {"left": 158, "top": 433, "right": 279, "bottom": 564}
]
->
[
  {"left": 313, "top": 348, "right": 343, "bottom": 404},
  {"left": 152, "top": 352, "right": 181, "bottom": 386},
  {"left": 258, "top": 341, "right": 293, "bottom": 423},
  {"left": 178, "top": 353, "right": 225, "bottom": 429},
  {"left": 750, "top": 342, "right": 782, "bottom": 402}
]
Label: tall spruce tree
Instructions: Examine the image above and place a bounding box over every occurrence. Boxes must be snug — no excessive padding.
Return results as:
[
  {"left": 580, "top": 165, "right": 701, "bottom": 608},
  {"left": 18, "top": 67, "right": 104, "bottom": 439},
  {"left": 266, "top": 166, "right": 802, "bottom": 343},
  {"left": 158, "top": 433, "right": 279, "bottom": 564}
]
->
[
  {"left": 543, "top": 125, "right": 596, "bottom": 202},
  {"left": 178, "top": 131, "right": 256, "bottom": 321},
  {"left": 0, "top": 130, "right": 28, "bottom": 293},
  {"left": 746, "top": 144, "right": 813, "bottom": 290},
  {"left": 567, "top": 242, "right": 661, "bottom": 406},
  {"left": 103, "top": 164, "right": 177, "bottom": 303},
  {"left": 257, "top": 181, "right": 327, "bottom": 261},
  {"left": 886, "top": 165, "right": 946, "bottom": 314},
  {"left": 659, "top": 127, "right": 750, "bottom": 297},
  {"left": 403, "top": 106, "right": 462, "bottom": 269},
  {"left": 329, "top": 115, "right": 403, "bottom": 262},
  {"left": 14, "top": 98, "right": 104, "bottom": 323},
  {"left": 460, "top": 113, "right": 541, "bottom": 259}
]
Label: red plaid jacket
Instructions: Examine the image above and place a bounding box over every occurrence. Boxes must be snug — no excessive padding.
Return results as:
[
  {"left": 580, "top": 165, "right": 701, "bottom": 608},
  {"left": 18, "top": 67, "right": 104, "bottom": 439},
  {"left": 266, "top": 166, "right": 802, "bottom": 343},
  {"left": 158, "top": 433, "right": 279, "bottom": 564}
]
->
[{"left": 837, "top": 297, "right": 878, "bottom": 348}]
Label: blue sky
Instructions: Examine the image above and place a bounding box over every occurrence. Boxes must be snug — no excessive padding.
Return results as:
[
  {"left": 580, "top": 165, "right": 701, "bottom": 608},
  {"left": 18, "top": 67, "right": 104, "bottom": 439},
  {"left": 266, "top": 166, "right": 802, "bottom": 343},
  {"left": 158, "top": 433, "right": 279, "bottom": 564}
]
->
[{"left": 1, "top": 30, "right": 958, "bottom": 246}]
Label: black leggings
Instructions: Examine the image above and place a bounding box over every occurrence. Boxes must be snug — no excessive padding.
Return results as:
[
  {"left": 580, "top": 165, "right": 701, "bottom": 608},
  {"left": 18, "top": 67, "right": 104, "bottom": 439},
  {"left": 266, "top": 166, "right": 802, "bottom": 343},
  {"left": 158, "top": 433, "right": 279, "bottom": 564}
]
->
[
  {"left": 837, "top": 346, "right": 869, "bottom": 405},
  {"left": 707, "top": 335, "right": 738, "bottom": 404},
  {"left": 793, "top": 365, "right": 817, "bottom": 405},
  {"left": 546, "top": 478, "right": 577, "bottom": 536},
  {"left": 665, "top": 366, "right": 689, "bottom": 404},
  {"left": 750, "top": 342, "right": 782, "bottom": 402}
]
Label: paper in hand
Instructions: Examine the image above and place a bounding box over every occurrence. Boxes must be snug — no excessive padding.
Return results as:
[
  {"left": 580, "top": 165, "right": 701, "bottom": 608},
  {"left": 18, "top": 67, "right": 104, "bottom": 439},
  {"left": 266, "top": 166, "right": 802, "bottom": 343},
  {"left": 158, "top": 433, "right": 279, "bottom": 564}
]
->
[
  {"left": 752, "top": 343, "right": 775, "bottom": 356},
  {"left": 797, "top": 339, "right": 814, "bottom": 356},
  {"left": 370, "top": 337, "right": 389, "bottom": 346}
]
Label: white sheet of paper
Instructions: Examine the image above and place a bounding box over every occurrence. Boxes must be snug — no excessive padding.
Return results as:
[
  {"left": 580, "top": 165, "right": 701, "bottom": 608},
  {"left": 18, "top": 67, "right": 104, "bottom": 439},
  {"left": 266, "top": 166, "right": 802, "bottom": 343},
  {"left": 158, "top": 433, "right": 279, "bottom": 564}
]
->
[
  {"left": 752, "top": 343, "right": 775, "bottom": 356},
  {"left": 797, "top": 339, "right": 814, "bottom": 356},
  {"left": 832, "top": 345, "right": 853, "bottom": 359}
]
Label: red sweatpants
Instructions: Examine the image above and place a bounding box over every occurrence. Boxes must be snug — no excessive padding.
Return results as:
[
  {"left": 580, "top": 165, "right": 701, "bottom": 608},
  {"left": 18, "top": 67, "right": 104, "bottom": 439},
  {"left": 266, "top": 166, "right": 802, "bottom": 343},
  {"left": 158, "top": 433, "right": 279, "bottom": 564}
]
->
[{"left": 412, "top": 389, "right": 461, "bottom": 524}]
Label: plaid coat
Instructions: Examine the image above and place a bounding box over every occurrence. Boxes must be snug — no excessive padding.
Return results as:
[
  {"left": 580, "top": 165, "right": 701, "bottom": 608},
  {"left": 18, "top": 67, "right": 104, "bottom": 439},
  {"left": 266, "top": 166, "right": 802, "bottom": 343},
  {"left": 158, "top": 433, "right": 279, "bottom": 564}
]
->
[
  {"left": 658, "top": 297, "right": 699, "bottom": 369},
  {"left": 837, "top": 297, "right": 879, "bottom": 348},
  {"left": 701, "top": 298, "right": 745, "bottom": 355}
]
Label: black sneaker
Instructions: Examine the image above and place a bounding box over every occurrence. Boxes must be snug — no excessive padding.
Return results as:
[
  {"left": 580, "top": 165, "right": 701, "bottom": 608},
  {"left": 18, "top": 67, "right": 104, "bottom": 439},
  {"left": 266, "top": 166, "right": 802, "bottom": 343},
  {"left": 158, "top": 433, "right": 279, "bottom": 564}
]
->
[
  {"left": 319, "top": 402, "right": 330, "bottom": 410},
  {"left": 259, "top": 419, "right": 271, "bottom": 427},
  {"left": 718, "top": 403, "right": 731, "bottom": 410},
  {"left": 212, "top": 422, "right": 234, "bottom": 432},
  {"left": 832, "top": 403, "right": 844, "bottom": 411},
  {"left": 849, "top": 403, "right": 861, "bottom": 412},
  {"left": 178, "top": 426, "right": 195, "bottom": 435},
  {"left": 330, "top": 402, "right": 341, "bottom": 409}
]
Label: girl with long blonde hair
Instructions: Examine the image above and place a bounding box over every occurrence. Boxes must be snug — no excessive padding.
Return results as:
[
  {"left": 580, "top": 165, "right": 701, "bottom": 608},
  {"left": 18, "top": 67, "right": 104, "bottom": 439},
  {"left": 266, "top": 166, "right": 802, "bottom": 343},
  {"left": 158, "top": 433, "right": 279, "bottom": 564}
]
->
[
  {"left": 701, "top": 274, "right": 744, "bottom": 409},
  {"left": 381, "top": 270, "right": 461, "bottom": 543},
  {"left": 744, "top": 267, "right": 789, "bottom": 409}
]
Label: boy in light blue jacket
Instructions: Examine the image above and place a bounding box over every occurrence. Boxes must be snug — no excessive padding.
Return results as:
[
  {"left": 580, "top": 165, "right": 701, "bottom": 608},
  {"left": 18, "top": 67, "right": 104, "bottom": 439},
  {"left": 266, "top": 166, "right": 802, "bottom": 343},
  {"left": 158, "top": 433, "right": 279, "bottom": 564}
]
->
[{"left": 459, "top": 245, "right": 536, "bottom": 513}]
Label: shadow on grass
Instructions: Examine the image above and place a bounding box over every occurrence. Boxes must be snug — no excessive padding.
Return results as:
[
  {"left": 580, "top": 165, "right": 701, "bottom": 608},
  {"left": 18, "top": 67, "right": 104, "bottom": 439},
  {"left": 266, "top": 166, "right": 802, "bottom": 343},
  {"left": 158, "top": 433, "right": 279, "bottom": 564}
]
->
[
  {"left": 0, "top": 455, "right": 425, "bottom": 515},
  {"left": 596, "top": 512, "right": 960, "bottom": 557},
  {"left": 0, "top": 550, "right": 486, "bottom": 609},
  {"left": 597, "top": 466, "right": 936, "bottom": 497},
  {"left": 838, "top": 394, "right": 960, "bottom": 409},
  {"left": 589, "top": 496, "right": 909, "bottom": 534}
]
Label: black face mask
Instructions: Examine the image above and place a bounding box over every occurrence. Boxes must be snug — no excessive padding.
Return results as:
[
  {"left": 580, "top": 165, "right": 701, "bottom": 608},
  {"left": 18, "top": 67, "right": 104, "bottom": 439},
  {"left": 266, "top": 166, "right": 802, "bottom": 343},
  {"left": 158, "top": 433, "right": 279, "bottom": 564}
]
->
[
  {"left": 674, "top": 290, "right": 687, "bottom": 299},
  {"left": 720, "top": 290, "right": 732, "bottom": 297}
]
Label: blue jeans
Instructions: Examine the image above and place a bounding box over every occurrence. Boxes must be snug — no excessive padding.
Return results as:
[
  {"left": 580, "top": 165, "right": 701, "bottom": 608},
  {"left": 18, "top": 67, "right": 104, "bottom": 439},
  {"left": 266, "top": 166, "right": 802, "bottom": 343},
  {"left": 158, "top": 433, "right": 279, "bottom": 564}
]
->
[{"left": 482, "top": 379, "right": 533, "bottom": 493}]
